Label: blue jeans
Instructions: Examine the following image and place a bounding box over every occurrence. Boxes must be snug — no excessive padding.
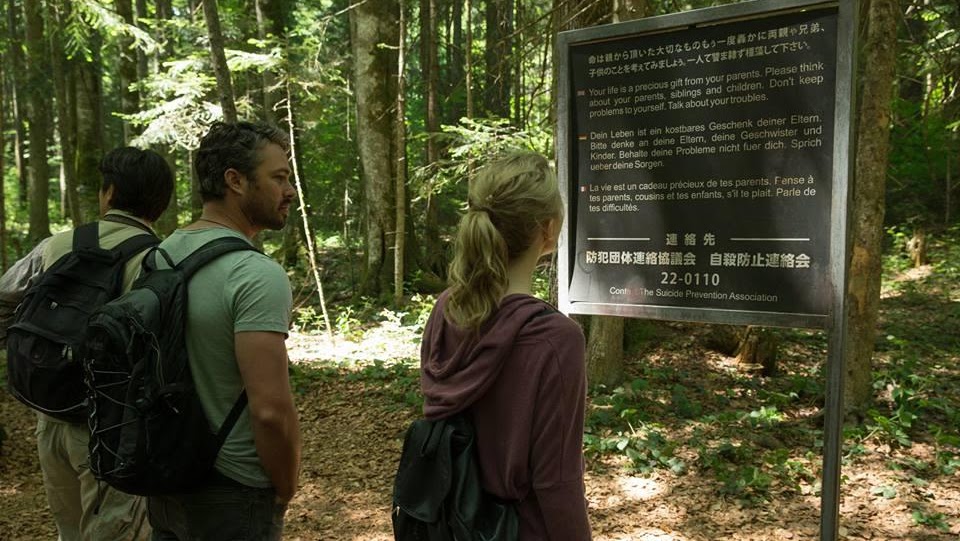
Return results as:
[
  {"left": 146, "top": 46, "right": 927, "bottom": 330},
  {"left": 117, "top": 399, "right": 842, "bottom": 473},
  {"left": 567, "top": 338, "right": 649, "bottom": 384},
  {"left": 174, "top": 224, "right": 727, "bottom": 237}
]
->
[{"left": 147, "top": 471, "right": 286, "bottom": 541}]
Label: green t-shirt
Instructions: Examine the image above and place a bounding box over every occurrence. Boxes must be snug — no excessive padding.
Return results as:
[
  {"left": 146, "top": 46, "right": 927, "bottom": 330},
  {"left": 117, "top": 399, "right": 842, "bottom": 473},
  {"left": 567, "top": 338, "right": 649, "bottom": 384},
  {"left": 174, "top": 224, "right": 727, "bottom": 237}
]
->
[{"left": 157, "top": 227, "right": 292, "bottom": 488}]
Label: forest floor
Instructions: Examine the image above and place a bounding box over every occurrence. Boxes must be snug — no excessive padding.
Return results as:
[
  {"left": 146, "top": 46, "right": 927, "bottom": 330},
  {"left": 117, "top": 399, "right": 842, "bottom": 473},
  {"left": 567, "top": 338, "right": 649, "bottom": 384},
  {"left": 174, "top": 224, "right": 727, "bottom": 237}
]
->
[{"left": 1, "top": 230, "right": 959, "bottom": 540}]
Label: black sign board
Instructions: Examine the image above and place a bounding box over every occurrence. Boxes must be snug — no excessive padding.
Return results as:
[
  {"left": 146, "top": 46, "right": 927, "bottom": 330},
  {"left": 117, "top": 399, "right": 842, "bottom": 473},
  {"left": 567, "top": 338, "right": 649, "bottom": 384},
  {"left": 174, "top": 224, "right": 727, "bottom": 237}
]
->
[
  {"left": 558, "top": 1, "right": 846, "bottom": 329},
  {"left": 557, "top": 2, "right": 857, "bottom": 540}
]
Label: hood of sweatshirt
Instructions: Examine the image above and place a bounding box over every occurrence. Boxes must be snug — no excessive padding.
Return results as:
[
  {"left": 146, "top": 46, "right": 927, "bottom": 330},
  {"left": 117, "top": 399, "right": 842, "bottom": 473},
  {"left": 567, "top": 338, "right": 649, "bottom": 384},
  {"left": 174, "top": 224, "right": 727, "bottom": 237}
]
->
[{"left": 421, "top": 291, "right": 551, "bottom": 419}]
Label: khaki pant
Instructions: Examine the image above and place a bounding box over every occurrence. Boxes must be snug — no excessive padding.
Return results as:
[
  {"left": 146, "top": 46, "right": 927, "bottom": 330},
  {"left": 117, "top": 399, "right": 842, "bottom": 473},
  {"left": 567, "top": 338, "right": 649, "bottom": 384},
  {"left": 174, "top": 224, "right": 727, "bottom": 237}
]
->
[{"left": 36, "top": 414, "right": 150, "bottom": 541}]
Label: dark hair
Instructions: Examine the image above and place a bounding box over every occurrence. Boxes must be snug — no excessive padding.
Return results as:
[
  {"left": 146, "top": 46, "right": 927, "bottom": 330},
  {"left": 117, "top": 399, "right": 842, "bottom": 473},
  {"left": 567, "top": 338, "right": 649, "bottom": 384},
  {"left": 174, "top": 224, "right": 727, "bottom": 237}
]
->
[
  {"left": 99, "top": 147, "right": 175, "bottom": 222},
  {"left": 445, "top": 151, "right": 562, "bottom": 330},
  {"left": 194, "top": 121, "right": 290, "bottom": 202}
]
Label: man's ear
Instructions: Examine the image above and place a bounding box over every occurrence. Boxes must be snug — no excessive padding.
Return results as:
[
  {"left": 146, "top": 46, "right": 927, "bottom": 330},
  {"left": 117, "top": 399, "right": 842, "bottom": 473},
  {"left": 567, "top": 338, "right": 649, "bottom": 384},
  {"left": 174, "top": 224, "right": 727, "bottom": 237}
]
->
[
  {"left": 224, "top": 168, "right": 246, "bottom": 195},
  {"left": 98, "top": 184, "right": 116, "bottom": 215}
]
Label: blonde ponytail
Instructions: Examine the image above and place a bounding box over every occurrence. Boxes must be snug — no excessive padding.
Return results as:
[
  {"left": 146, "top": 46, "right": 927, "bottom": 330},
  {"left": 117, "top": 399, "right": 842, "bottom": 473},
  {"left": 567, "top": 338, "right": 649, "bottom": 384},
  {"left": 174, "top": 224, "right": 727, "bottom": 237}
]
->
[{"left": 446, "top": 152, "right": 562, "bottom": 330}]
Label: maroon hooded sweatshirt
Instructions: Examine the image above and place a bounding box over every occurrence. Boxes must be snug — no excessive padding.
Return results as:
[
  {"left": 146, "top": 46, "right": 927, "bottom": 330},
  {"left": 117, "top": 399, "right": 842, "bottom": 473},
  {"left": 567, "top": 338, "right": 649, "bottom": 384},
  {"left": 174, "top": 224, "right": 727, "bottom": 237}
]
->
[{"left": 420, "top": 290, "right": 592, "bottom": 540}]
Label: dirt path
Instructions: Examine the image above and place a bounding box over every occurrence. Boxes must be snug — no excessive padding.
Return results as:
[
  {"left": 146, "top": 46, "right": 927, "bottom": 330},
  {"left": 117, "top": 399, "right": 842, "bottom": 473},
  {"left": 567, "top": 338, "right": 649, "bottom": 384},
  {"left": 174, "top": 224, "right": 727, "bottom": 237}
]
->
[{"left": 0, "top": 390, "right": 57, "bottom": 539}]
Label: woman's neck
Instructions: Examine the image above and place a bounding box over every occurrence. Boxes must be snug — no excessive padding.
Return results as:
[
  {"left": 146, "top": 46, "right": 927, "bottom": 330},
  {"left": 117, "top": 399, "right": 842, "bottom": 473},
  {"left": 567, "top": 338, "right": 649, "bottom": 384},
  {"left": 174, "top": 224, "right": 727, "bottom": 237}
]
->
[{"left": 503, "top": 243, "right": 543, "bottom": 297}]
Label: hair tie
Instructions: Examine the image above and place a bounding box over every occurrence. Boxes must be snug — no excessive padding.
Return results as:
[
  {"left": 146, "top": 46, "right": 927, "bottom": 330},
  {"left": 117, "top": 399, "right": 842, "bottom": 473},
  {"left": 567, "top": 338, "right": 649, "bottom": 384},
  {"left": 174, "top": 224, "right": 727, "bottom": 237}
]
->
[{"left": 468, "top": 198, "right": 494, "bottom": 215}]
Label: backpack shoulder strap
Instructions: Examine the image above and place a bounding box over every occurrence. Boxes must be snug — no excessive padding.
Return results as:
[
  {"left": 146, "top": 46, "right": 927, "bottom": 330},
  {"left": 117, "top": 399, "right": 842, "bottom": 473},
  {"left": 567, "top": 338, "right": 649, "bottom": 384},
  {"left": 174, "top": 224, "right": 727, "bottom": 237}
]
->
[
  {"left": 71, "top": 220, "right": 158, "bottom": 266},
  {"left": 102, "top": 214, "right": 154, "bottom": 235},
  {"left": 215, "top": 390, "right": 249, "bottom": 448},
  {"left": 181, "top": 237, "right": 257, "bottom": 447},
  {"left": 176, "top": 236, "right": 259, "bottom": 280},
  {"left": 72, "top": 222, "right": 101, "bottom": 251},
  {"left": 111, "top": 233, "right": 161, "bottom": 263}
]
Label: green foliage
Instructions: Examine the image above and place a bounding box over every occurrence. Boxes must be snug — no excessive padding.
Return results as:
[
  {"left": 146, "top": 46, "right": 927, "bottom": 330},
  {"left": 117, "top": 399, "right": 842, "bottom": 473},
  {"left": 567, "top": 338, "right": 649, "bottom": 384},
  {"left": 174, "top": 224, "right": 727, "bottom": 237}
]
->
[
  {"left": 911, "top": 509, "right": 951, "bottom": 532},
  {"left": 127, "top": 55, "right": 220, "bottom": 150},
  {"left": 288, "top": 363, "right": 339, "bottom": 395},
  {"left": 740, "top": 405, "right": 784, "bottom": 428},
  {"left": 669, "top": 384, "right": 702, "bottom": 419},
  {"left": 888, "top": 2, "right": 960, "bottom": 227},
  {"left": 292, "top": 306, "right": 328, "bottom": 333},
  {"left": 63, "top": 0, "right": 157, "bottom": 60},
  {"left": 585, "top": 379, "right": 688, "bottom": 474},
  {"left": 531, "top": 264, "right": 553, "bottom": 301},
  {"left": 333, "top": 305, "right": 365, "bottom": 341},
  {"left": 343, "top": 360, "right": 422, "bottom": 411},
  {"left": 882, "top": 225, "right": 915, "bottom": 277},
  {"left": 399, "top": 293, "right": 437, "bottom": 333},
  {"left": 697, "top": 442, "right": 771, "bottom": 501},
  {"left": 412, "top": 118, "right": 553, "bottom": 202},
  {"left": 872, "top": 485, "right": 897, "bottom": 499},
  {"left": 624, "top": 319, "right": 659, "bottom": 355}
]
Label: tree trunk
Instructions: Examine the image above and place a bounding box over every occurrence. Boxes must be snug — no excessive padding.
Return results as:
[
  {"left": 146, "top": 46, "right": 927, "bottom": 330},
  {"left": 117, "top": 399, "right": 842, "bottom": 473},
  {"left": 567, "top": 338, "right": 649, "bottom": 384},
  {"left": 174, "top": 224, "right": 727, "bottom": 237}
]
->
[
  {"left": 946, "top": 134, "right": 955, "bottom": 226},
  {"left": 465, "top": 0, "right": 473, "bottom": 119},
  {"left": 25, "top": 0, "right": 51, "bottom": 242},
  {"left": 254, "top": 0, "right": 281, "bottom": 124},
  {"left": 450, "top": 0, "right": 464, "bottom": 122},
  {"left": 420, "top": 0, "right": 444, "bottom": 278},
  {"left": 395, "top": 1, "right": 408, "bottom": 306},
  {"left": 484, "top": 0, "right": 511, "bottom": 118},
  {"left": 845, "top": 0, "right": 899, "bottom": 414},
  {"left": 156, "top": 0, "right": 174, "bottom": 56},
  {"left": 49, "top": 0, "right": 81, "bottom": 226},
  {"left": 201, "top": 0, "right": 237, "bottom": 123},
  {"left": 513, "top": 0, "right": 522, "bottom": 127},
  {"left": 116, "top": 0, "right": 139, "bottom": 141},
  {"left": 8, "top": 0, "right": 28, "bottom": 208},
  {"left": 350, "top": 0, "right": 399, "bottom": 298},
  {"left": 75, "top": 30, "right": 105, "bottom": 222},
  {"left": 135, "top": 0, "right": 149, "bottom": 83},
  {"left": 0, "top": 54, "right": 6, "bottom": 271},
  {"left": 585, "top": 316, "right": 624, "bottom": 388},
  {"left": 735, "top": 326, "right": 779, "bottom": 377}
]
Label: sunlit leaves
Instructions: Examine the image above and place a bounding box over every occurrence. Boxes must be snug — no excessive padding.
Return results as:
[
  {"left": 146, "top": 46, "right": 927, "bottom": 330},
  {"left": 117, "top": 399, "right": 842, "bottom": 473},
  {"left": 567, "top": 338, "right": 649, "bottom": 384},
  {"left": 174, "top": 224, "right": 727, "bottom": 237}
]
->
[
  {"left": 63, "top": 0, "right": 157, "bottom": 60},
  {"left": 410, "top": 117, "right": 552, "bottom": 201}
]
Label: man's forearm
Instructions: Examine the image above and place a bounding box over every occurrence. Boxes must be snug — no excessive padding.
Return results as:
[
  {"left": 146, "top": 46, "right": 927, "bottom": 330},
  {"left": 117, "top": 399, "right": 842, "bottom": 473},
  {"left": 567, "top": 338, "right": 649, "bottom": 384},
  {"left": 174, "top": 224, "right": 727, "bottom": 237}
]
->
[{"left": 250, "top": 405, "right": 301, "bottom": 501}]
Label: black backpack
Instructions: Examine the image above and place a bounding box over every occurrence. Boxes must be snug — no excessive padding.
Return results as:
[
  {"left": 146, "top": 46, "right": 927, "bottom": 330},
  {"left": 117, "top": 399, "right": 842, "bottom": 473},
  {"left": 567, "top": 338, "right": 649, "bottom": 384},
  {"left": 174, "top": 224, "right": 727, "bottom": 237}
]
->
[
  {"left": 392, "top": 414, "right": 519, "bottom": 540},
  {"left": 82, "top": 236, "right": 255, "bottom": 496},
  {"left": 6, "top": 219, "right": 158, "bottom": 422}
]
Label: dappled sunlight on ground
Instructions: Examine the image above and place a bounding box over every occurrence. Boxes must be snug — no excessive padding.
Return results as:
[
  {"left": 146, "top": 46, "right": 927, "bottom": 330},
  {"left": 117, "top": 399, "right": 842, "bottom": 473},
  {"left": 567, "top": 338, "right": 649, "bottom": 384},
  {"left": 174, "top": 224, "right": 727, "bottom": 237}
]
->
[
  {"left": 882, "top": 263, "right": 934, "bottom": 299},
  {"left": 617, "top": 475, "right": 666, "bottom": 500},
  {"left": 288, "top": 324, "right": 421, "bottom": 364}
]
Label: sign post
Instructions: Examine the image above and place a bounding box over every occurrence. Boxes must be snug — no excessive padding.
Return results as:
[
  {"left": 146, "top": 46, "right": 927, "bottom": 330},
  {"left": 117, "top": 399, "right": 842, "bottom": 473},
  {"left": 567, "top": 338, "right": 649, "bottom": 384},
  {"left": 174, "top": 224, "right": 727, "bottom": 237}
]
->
[{"left": 555, "top": 1, "right": 856, "bottom": 539}]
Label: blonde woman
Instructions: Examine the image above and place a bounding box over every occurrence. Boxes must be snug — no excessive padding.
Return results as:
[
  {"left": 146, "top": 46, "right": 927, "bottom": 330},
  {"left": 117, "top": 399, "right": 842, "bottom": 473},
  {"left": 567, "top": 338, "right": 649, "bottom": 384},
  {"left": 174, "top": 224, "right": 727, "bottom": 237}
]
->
[{"left": 420, "top": 152, "right": 592, "bottom": 539}]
